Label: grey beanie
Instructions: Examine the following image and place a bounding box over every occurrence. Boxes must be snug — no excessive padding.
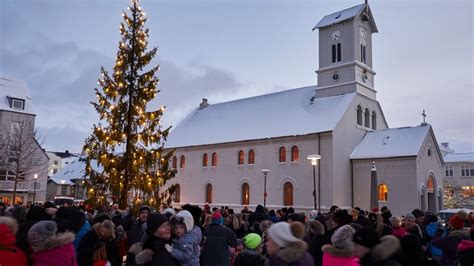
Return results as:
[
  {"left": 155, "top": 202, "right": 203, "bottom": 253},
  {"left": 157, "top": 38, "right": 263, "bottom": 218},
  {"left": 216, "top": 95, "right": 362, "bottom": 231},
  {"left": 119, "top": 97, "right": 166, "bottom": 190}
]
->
[
  {"left": 331, "top": 224, "right": 355, "bottom": 250},
  {"left": 28, "top": 220, "right": 57, "bottom": 248},
  {"left": 404, "top": 213, "right": 416, "bottom": 221}
]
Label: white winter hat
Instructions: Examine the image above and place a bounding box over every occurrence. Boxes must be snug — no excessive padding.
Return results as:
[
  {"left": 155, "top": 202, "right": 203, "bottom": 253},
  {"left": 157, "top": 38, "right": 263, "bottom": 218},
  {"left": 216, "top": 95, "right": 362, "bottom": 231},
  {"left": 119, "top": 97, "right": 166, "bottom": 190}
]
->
[
  {"left": 267, "top": 222, "right": 299, "bottom": 248},
  {"left": 161, "top": 208, "right": 176, "bottom": 217},
  {"left": 174, "top": 210, "right": 194, "bottom": 232}
]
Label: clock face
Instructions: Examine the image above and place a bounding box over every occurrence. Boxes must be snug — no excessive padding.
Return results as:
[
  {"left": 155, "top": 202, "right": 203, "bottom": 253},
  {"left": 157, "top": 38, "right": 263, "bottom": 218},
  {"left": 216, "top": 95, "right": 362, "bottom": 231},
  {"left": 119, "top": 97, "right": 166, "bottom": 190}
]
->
[{"left": 330, "top": 29, "right": 342, "bottom": 41}]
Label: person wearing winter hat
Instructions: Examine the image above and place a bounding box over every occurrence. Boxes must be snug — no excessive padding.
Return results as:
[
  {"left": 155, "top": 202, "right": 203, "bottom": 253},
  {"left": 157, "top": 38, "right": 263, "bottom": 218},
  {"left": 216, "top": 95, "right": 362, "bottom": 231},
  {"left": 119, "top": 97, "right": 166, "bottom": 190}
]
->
[
  {"left": 266, "top": 222, "right": 315, "bottom": 266},
  {"left": 321, "top": 224, "right": 359, "bottom": 266},
  {"left": 77, "top": 219, "right": 121, "bottom": 266},
  {"left": 201, "top": 210, "right": 238, "bottom": 266},
  {"left": 403, "top": 213, "right": 423, "bottom": 240},
  {"left": 164, "top": 210, "right": 202, "bottom": 266},
  {"left": 162, "top": 207, "right": 176, "bottom": 219},
  {"left": 15, "top": 206, "right": 50, "bottom": 251},
  {"left": 390, "top": 215, "right": 408, "bottom": 238},
  {"left": 234, "top": 233, "right": 265, "bottom": 266},
  {"left": 127, "top": 205, "right": 151, "bottom": 245},
  {"left": 353, "top": 226, "right": 401, "bottom": 266},
  {"left": 0, "top": 216, "right": 27, "bottom": 266},
  {"left": 304, "top": 219, "right": 325, "bottom": 266},
  {"left": 43, "top": 201, "right": 58, "bottom": 217},
  {"left": 28, "top": 220, "right": 77, "bottom": 266}
]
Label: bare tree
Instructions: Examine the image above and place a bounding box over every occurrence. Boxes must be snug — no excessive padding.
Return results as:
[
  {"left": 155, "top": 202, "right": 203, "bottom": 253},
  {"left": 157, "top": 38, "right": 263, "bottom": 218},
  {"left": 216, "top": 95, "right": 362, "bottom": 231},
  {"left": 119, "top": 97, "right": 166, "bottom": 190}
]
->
[
  {"left": 443, "top": 182, "right": 473, "bottom": 209},
  {"left": 0, "top": 119, "right": 47, "bottom": 204}
]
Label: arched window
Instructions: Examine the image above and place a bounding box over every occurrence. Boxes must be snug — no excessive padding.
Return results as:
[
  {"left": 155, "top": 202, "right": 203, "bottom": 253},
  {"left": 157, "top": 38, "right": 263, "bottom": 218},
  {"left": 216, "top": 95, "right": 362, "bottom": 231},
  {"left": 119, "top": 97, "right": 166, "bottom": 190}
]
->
[
  {"left": 172, "top": 156, "right": 177, "bottom": 169},
  {"left": 283, "top": 182, "right": 293, "bottom": 206},
  {"left": 371, "top": 111, "right": 377, "bottom": 130},
  {"left": 378, "top": 183, "right": 388, "bottom": 201},
  {"left": 364, "top": 108, "right": 370, "bottom": 128},
  {"left": 241, "top": 182, "right": 250, "bottom": 205},
  {"left": 357, "top": 105, "right": 363, "bottom": 126},
  {"left": 211, "top": 152, "right": 218, "bottom": 167},
  {"left": 248, "top": 149, "right": 255, "bottom": 165},
  {"left": 179, "top": 155, "right": 185, "bottom": 169},
  {"left": 427, "top": 176, "right": 435, "bottom": 192},
  {"left": 238, "top": 150, "right": 244, "bottom": 165},
  {"left": 291, "top": 146, "right": 299, "bottom": 162},
  {"left": 172, "top": 184, "right": 180, "bottom": 203},
  {"left": 279, "top": 147, "right": 286, "bottom": 163},
  {"left": 205, "top": 183, "right": 213, "bottom": 203},
  {"left": 202, "top": 154, "right": 208, "bottom": 167}
]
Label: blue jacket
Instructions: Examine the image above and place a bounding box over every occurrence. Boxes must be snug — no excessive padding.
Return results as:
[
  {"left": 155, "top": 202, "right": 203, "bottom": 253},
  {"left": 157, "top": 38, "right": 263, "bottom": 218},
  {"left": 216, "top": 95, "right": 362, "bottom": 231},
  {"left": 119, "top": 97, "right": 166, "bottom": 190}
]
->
[
  {"left": 425, "top": 222, "right": 443, "bottom": 257},
  {"left": 74, "top": 221, "right": 91, "bottom": 251},
  {"left": 171, "top": 226, "right": 202, "bottom": 266}
]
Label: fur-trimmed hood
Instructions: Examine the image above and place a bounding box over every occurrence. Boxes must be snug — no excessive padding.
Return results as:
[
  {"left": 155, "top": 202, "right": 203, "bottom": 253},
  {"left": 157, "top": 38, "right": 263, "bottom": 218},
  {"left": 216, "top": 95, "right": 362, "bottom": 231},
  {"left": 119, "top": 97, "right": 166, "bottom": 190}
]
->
[
  {"left": 370, "top": 235, "right": 400, "bottom": 262},
  {"left": 31, "top": 231, "right": 75, "bottom": 252},
  {"left": 272, "top": 240, "right": 308, "bottom": 263},
  {"left": 321, "top": 244, "right": 353, "bottom": 257},
  {"left": 449, "top": 228, "right": 470, "bottom": 239}
]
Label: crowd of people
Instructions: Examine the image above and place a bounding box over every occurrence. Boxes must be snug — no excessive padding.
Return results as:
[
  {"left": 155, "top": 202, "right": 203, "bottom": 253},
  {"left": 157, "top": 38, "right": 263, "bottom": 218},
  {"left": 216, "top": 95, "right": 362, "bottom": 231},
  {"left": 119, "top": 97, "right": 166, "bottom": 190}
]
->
[{"left": 0, "top": 200, "right": 473, "bottom": 266}]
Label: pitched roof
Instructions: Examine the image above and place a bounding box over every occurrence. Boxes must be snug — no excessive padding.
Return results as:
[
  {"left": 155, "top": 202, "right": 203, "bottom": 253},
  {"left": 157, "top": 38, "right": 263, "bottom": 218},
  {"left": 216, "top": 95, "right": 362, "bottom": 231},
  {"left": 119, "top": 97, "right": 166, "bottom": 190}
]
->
[
  {"left": 350, "top": 124, "right": 432, "bottom": 159},
  {"left": 312, "top": 3, "right": 378, "bottom": 32},
  {"left": 50, "top": 158, "right": 101, "bottom": 185},
  {"left": 166, "top": 86, "right": 356, "bottom": 148},
  {"left": 444, "top": 152, "right": 474, "bottom": 163},
  {"left": 0, "top": 76, "right": 35, "bottom": 115}
]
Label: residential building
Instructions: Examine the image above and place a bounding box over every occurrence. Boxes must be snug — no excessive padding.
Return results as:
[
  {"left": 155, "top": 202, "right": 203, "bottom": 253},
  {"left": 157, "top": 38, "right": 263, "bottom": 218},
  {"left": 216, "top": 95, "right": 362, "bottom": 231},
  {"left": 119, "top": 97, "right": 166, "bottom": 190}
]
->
[{"left": 46, "top": 150, "right": 80, "bottom": 176}]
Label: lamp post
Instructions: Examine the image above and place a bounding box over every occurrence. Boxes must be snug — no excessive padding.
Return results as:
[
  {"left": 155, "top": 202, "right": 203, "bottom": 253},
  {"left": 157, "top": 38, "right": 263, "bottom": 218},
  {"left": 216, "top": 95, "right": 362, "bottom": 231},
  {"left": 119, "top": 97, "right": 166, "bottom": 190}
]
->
[
  {"left": 261, "top": 169, "right": 270, "bottom": 207},
  {"left": 307, "top": 155, "right": 321, "bottom": 212},
  {"left": 33, "top": 174, "right": 38, "bottom": 205}
]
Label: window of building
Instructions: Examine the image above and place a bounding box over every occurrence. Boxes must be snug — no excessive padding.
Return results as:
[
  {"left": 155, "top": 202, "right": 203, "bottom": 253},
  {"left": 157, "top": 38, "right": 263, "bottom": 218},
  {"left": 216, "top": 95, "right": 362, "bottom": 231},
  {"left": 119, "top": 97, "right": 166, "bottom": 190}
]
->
[
  {"left": 332, "top": 45, "right": 336, "bottom": 63},
  {"left": 61, "top": 185, "right": 68, "bottom": 196},
  {"left": 461, "top": 165, "right": 473, "bottom": 177},
  {"left": 462, "top": 186, "right": 474, "bottom": 197},
  {"left": 0, "top": 170, "right": 23, "bottom": 181},
  {"left": 337, "top": 43, "right": 342, "bottom": 62},
  {"left": 70, "top": 186, "right": 76, "bottom": 198},
  {"left": 202, "top": 153, "right": 208, "bottom": 167},
  {"left": 445, "top": 166, "right": 453, "bottom": 177},
  {"left": 179, "top": 155, "right": 185, "bottom": 169},
  {"left": 378, "top": 183, "right": 388, "bottom": 201},
  {"left": 211, "top": 152, "right": 218, "bottom": 167},
  {"left": 361, "top": 44, "right": 366, "bottom": 63},
  {"left": 357, "top": 105, "right": 363, "bottom": 126},
  {"left": 248, "top": 149, "right": 255, "bottom": 165},
  {"left": 283, "top": 182, "right": 293, "bottom": 206},
  {"left": 173, "top": 184, "right": 180, "bottom": 203},
  {"left": 53, "top": 169, "right": 58, "bottom": 174},
  {"left": 364, "top": 108, "right": 370, "bottom": 128},
  {"left": 77, "top": 186, "right": 84, "bottom": 199},
  {"left": 53, "top": 160, "right": 59, "bottom": 166},
  {"left": 279, "top": 147, "right": 286, "bottom": 163},
  {"left": 291, "top": 146, "right": 299, "bottom": 162},
  {"left": 241, "top": 182, "right": 250, "bottom": 205},
  {"left": 11, "top": 98, "right": 25, "bottom": 111},
  {"left": 427, "top": 176, "right": 435, "bottom": 192},
  {"left": 371, "top": 111, "right": 377, "bottom": 130},
  {"left": 205, "top": 183, "right": 213, "bottom": 204},
  {"left": 238, "top": 150, "right": 244, "bottom": 165},
  {"left": 172, "top": 156, "right": 177, "bottom": 169}
]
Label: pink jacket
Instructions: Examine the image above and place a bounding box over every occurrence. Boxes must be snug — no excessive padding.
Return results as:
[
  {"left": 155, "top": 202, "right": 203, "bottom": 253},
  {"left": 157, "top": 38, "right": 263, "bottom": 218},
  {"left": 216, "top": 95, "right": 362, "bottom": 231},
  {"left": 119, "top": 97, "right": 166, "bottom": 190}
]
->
[
  {"left": 392, "top": 227, "right": 408, "bottom": 238},
  {"left": 31, "top": 232, "right": 78, "bottom": 266},
  {"left": 322, "top": 245, "right": 360, "bottom": 266}
]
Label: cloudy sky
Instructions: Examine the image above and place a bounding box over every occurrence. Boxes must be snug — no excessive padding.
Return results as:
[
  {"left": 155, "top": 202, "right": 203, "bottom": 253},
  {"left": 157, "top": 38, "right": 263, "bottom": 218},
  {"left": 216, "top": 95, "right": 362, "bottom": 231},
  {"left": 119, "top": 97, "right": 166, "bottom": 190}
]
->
[{"left": 0, "top": 0, "right": 472, "bottom": 153}]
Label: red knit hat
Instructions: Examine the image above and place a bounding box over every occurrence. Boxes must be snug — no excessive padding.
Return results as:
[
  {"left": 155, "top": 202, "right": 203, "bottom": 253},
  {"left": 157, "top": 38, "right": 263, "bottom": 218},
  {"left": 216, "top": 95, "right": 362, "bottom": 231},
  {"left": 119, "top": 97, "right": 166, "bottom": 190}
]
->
[
  {"left": 211, "top": 211, "right": 222, "bottom": 220},
  {"left": 449, "top": 214, "right": 465, "bottom": 230}
]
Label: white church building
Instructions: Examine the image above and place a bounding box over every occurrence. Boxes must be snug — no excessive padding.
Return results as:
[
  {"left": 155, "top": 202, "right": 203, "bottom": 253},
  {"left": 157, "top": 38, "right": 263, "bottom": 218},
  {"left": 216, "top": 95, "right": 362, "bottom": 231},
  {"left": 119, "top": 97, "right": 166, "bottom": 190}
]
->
[{"left": 164, "top": 3, "right": 444, "bottom": 215}]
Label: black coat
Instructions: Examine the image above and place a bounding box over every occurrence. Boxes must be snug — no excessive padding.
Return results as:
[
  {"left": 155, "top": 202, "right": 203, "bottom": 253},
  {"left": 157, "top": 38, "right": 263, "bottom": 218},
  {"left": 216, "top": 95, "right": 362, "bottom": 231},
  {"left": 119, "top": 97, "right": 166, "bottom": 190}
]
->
[
  {"left": 233, "top": 249, "right": 264, "bottom": 266},
  {"left": 127, "top": 219, "right": 145, "bottom": 245},
  {"left": 304, "top": 232, "right": 324, "bottom": 266},
  {"left": 142, "top": 236, "right": 178, "bottom": 266},
  {"left": 201, "top": 224, "right": 237, "bottom": 266},
  {"left": 77, "top": 229, "right": 121, "bottom": 266}
]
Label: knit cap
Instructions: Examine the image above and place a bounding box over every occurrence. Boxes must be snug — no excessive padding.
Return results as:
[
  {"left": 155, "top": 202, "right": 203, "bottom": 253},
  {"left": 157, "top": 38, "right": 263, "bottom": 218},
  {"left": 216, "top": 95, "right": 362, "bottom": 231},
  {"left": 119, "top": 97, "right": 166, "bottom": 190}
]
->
[
  {"left": 331, "top": 224, "right": 355, "bottom": 250},
  {"left": 147, "top": 213, "right": 169, "bottom": 235},
  {"left": 211, "top": 211, "right": 223, "bottom": 225},
  {"left": 243, "top": 233, "right": 262, "bottom": 250},
  {"left": 28, "top": 220, "right": 57, "bottom": 248},
  {"left": 449, "top": 214, "right": 466, "bottom": 230},
  {"left": 353, "top": 227, "right": 380, "bottom": 249},
  {"left": 404, "top": 213, "right": 416, "bottom": 221},
  {"left": 267, "top": 222, "right": 300, "bottom": 248}
]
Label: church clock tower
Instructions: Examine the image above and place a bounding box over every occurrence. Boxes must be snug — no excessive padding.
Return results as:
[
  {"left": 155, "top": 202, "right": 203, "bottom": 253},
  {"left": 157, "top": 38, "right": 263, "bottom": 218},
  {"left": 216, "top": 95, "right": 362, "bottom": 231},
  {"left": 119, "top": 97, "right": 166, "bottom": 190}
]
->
[{"left": 313, "top": 3, "right": 378, "bottom": 99}]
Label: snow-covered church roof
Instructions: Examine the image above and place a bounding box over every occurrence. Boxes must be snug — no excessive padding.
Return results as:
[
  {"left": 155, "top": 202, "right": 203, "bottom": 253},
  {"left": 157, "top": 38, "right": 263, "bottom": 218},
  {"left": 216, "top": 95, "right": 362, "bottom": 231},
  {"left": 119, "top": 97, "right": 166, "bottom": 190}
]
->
[
  {"left": 312, "top": 3, "right": 378, "bottom": 33},
  {"left": 0, "top": 76, "right": 35, "bottom": 115},
  {"left": 166, "top": 86, "right": 356, "bottom": 148},
  {"left": 350, "top": 124, "right": 433, "bottom": 159},
  {"left": 50, "top": 158, "right": 102, "bottom": 185}
]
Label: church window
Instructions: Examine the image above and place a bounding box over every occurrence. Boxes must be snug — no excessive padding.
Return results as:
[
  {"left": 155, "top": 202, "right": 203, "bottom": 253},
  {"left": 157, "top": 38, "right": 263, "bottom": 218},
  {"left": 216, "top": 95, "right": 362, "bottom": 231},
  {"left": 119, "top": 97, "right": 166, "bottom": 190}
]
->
[
  {"left": 378, "top": 183, "right": 388, "bottom": 201},
  {"left": 248, "top": 149, "right": 255, "bottom": 165},
  {"left": 332, "top": 45, "right": 336, "bottom": 63},
  {"left": 357, "top": 105, "right": 363, "bottom": 126},
  {"left": 241, "top": 182, "right": 250, "bottom": 205},
  {"left": 238, "top": 150, "right": 244, "bottom": 165},
  {"left": 179, "top": 155, "right": 185, "bottom": 169},
  {"left": 205, "top": 183, "right": 213, "bottom": 203},
  {"left": 211, "top": 152, "right": 218, "bottom": 167},
  {"left": 283, "top": 182, "right": 293, "bottom": 206},
  {"left": 361, "top": 44, "right": 366, "bottom": 63},
  {"left": 427, "top": 176, "right": 435, "bottom": 192},
  {"left": 279, "top": 147, "right": 286, "bottom": 163},
  {"left": 337, "top": 43, "right": 342, "bottom": 62},
  {"left": 371, "top": 111, "right": 377, "bottom": 130},
  {"left": 202, "top": 153, "right": 208, "bottom": 167},
  {"left": 172, "top": 184, "right": 180, "bottom": 203},
  {"left": 364, "top": 108, "right": 370, "bottom": 128},
  {"left": 172, "top": 156, "right": 177, "bottom": 169},
  {"left": 291, "top": 146, "right": 299, "bottom": 162}
]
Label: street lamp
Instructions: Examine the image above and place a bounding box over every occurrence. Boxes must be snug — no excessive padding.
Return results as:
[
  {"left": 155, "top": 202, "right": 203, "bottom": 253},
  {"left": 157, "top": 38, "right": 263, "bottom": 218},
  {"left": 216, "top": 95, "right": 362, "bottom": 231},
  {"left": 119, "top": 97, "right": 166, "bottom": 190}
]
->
[
  {"left": 307, "top": 155, "right": 321, "bottom": 212},
  {"left": 33, "top": 174, "right": 38, "bottom": 205},
  {"left": 261, "top": 169, "right": 270, "bottom": 207}
]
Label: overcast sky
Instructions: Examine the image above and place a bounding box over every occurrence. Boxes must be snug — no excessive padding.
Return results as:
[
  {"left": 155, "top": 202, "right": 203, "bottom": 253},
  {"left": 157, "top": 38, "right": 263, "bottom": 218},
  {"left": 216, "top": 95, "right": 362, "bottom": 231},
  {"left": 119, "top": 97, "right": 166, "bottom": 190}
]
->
[{"left": 0, "top": 0, "right": 472, "bottom": 153}]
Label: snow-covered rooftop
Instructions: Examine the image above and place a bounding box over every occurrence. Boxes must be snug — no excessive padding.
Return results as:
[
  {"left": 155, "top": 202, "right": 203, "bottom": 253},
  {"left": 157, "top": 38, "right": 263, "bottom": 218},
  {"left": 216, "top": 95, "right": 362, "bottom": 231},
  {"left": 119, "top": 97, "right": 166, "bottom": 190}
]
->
[
  {"left": 444, "top": 152, "right": 474, "bottom": 163},
  {"left": 50, "top": 158, "right": 102, "bottom": 185},
  {"left": 350, "top": 125, "right": 431, "bottom": 159},
  {"left": 312, "top": 3, "right": 378, "bottom": 32},
  {"left": 0, "top": 77, "right": 35, "bottom": 115},
  {"left": 166, "top": 86, "right": 356, "bottom": 148}
]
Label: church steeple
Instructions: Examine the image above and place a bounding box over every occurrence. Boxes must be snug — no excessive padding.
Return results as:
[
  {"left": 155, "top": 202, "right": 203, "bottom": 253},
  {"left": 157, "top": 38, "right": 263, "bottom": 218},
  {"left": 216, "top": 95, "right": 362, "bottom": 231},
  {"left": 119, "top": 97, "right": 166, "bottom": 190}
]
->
[{"left": 313, "top": 3, "right": 378, "bottom": 100}]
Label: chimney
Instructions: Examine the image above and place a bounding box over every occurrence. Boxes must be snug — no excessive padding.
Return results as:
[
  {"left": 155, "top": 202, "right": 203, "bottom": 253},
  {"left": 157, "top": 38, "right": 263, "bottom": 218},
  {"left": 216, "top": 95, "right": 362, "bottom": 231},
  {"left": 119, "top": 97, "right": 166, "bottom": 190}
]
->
[
  {"left": 199, "top": 98, "right": 209, "bottom": 110},
  {"left": 65, "top": 150, "right": 69, "bottom": 154},
  {"left": 441, "top": 142, "right": 450, "bottom": 149}
]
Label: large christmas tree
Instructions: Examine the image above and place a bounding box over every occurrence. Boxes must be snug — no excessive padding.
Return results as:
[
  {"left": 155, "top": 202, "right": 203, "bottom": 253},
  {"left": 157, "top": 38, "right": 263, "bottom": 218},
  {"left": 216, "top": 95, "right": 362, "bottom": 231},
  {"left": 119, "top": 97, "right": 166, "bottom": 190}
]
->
[{"left": 83, "top": 0, "right": 176, "bottom": 209}]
